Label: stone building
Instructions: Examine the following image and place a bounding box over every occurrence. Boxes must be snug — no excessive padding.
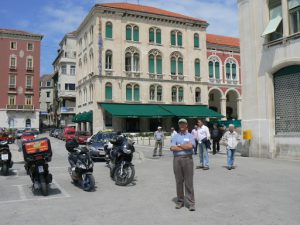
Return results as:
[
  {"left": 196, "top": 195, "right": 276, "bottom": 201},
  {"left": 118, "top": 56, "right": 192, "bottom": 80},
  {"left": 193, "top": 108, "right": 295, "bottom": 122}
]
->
[
  {"left": 0, "top": 28, "right": 43, "bottom": 129},
  {"left": 238, "top": 0, "right": 300, "bottom": 159},
  {"left": 39, "top": 74, "right": 54, "bottom": 127}
]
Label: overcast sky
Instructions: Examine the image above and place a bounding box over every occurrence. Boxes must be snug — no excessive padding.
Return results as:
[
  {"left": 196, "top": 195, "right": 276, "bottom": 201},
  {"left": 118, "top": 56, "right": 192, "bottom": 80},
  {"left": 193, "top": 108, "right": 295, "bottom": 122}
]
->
[{"left": 0, "top": 0, "right": 239, "bottom": 75}]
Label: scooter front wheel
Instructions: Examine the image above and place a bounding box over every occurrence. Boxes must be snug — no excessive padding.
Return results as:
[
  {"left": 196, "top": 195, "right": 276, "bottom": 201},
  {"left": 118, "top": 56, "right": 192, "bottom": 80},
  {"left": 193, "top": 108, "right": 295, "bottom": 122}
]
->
[
  {"left": 82, "top": 174, "right": 95, "bottom": 191},
  {"left": 1, "top": 163, "right": 9, "bottom": 176},
  {"left": 39, "top": 175, "right": 48, "bottom": 196},
  {"left": 114, "top": 164, "right": 135, "bottom": 186}
]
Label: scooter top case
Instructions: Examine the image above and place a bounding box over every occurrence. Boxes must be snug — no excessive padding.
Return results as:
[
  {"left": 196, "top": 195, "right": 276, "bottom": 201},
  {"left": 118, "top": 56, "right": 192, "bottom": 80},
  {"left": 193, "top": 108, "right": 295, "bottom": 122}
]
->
[{"left": 22, "top": 137, "right": 52, "bottom": 163}]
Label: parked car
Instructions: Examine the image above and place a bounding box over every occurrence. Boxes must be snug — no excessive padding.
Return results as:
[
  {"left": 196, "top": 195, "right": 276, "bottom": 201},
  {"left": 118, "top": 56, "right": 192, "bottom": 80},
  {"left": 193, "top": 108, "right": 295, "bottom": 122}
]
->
[
  {"left": 87, "top": 131, "right": 117, "bottom": 160},
  {"left": 15, "top": 129, "right": 25, "bottom": 139},
  {"left": 74, "top": 131, "right": 91, "bottom": 145},
  {"left": 53, "top": 129, "right": 61, "bottom": 138},
  {"left": 62, "top": 127, "right": 76, "bottom": 141},
  {"left": 57, "top": 129, "right": 64, "bottom": 140},
  {"left": 49, "top": 129, "right": 56, "bottom": 137},
  {"left": 21, "top": 132, "right": 35, "bottom": 142}
]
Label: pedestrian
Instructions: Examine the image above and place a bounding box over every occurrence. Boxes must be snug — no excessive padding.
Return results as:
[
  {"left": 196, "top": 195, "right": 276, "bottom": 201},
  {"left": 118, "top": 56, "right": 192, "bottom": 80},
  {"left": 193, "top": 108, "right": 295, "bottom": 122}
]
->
[
  {"left": 221, "top": 124, "right": 240, "bottom": 170},
  {"left": 170, "top": 118, "right": 196, "bottom": 211},
  {"left": 196, "top": 119, "right": 211, "bottom": 170},
  {"left": 211, "top": 123, "right": 221, "bottom": 155},
  {"left": 191, "top": 125, "right": 198, "bottom": 155},
  {"left": 170, "top": 127, "right": 177, "bottom": 139},
  {"left": 153, "top": 126, "right": 164, "bottom": 157}
]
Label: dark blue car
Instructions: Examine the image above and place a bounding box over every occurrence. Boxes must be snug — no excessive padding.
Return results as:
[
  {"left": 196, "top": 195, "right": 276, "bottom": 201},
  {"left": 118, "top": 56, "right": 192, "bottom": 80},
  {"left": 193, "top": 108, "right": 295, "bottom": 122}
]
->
[{"left": 87, "top": 131, "right": 117, "bottom": 160}]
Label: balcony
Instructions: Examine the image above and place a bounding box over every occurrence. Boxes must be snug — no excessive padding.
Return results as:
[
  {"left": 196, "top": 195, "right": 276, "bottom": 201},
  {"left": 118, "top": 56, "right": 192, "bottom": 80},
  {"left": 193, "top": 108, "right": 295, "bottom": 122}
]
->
[
  {"left": 9, "top": 84, "right": 16, "bottom": 89},
  {"left": 58, "top": 90, "right": 76, "bottom": 98},
  {"left": 225, "top": 79, "right": 239, "bottom": 85},
  {"left": 6, "top": 105, "right": 34, "bottom": 111},
  {"left": 149, "top": 73, "right": 163, "bottom": 80},
  {"left": 26, "top": 67, "right": 34, "bottom": 72},
  {"left": 9, "top": 65, "right": 17, "bottom": 71},
  {"left": 104, "top": 69, "right": 113, "bottom": 76},
  {"left": 124, "top": 71, "right": 141, "bottom": 78},
  {"left": 60, "top": 107, "right": 75, "bottom": 114},
  {"left": 170, "top": 75, "right": 185, "bottom": 81}
]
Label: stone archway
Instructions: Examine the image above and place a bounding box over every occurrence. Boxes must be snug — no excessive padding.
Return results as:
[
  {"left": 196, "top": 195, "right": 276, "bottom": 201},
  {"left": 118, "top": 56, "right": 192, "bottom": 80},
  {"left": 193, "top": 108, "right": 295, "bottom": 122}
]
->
[
  {"left": 208, "top": 88, "right": 223, "bottom": 114},
  {"left": 225, "top": 89, "right": 240, "bottom": 120}
]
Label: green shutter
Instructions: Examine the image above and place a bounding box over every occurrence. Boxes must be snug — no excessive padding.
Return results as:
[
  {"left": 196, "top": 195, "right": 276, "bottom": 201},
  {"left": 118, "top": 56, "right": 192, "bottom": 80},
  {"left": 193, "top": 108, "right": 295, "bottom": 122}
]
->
[
  {"left": 226, "top": 63, "right": 231, "bottom": 79},
  {"left": 177, "top": 33, "right": 182, "bottom": 46},
  {"left": 178, "top": 59, "right": 183, "bottom": 75},
  {"left": 171, "top": 32, "right": 176, "bottom": 45},
  {"left": 232, "top": 64, "right": 237, "bottom": 80},
  {"left": 194, "top": 35, "right": 199, "bottom": 48},
  {"left": 156, "top": 57, "right": 162, "bottom": 74},
  {"left": 195, "top": 61, "right": 200, "bottom": 77},
  {"left": 156, "top": 29, "right": 161, "bottom": 44},
  {"left": 133, "top": 27, "right": 139, "bottom": 42},
  {"left": 134, "top": 86, "right": 140, "bottom": 101},
  {"left": 215, "top": 62, "right": 220, "bottom": 79},
  {"left": 105, "top": 85, "right": 112, "bottom": 100},
  {"left": 209, "top": 61, "right": 214, "bottom": 78},
  {"left": 106, "top": 23, "right": 112, "bottom": 38},
  {"left": 149, "top": 55, "right": 155, "bottom": 74},
  {"left": 126, "top": 86, "right": 132, "bottom": 101},
  {"left": 149, "top": 29, "right": 155, "bottom": 43},
  {"left": 126, "top": 26, "right": 132, "bottom": 40},
  {"left": 171, "top": 58, "right": 176, "bottom": 75}
]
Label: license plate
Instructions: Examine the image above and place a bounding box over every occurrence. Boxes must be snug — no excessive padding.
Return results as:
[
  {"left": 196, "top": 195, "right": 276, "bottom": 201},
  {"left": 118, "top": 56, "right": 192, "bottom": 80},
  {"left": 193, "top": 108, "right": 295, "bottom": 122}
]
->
[
  {"left": 1, "top": 154, "right": 8, "bottom": 160},
  {"left": 38, "top": 166, "right": 44, "bottom": 173},
  {"left": 99, "top": 151, "right": 105, "bottom": 156}
]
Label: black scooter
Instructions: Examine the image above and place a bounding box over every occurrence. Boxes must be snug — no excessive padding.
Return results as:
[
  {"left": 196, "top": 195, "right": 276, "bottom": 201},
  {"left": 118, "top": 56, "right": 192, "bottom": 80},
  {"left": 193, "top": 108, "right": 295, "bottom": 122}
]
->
[
  {"left": 0, "top": 141, "right": 13, "bottom": 176},
  {"left": 66, "top": 140, "right": 95, "bottom": 191},
  {"left": 105, "top": 135, "right": 135, "bottom": 186}
]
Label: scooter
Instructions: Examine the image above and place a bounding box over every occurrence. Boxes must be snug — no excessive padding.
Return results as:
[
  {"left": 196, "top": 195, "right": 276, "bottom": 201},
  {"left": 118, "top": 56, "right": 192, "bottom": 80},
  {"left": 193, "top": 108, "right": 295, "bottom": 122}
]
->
[
  {"left": 66, "top": 139, "right": 95, "bottom": 191},
  {"left": 0, "top": 141, "right": 13, "bottom": 176}
]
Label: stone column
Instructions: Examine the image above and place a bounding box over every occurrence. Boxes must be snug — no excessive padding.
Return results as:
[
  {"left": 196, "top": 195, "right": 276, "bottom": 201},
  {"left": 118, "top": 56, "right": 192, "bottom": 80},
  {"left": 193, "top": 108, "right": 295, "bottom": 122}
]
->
[
  {"left": 86, "top": 122, "right": 90, "bottom": 133},
  {"left": 221, "top": 97, "right": 227, "bottom": 120},
  {"left": 282, "top": 0, "right": 289, "bottom": 37},
  {"left": 237, "top": 98, "right": 242, "bottom": 120}
]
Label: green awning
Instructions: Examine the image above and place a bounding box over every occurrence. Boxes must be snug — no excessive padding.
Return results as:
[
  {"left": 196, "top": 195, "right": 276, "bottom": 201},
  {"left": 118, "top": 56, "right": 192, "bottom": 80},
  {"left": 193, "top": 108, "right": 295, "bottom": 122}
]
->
[
  {"left": 160, "top": 105, "right": 224, "bottom": 118},
  {"left": 81, "top": 111, "right": 93, "bottom": 123},
  {"left": 100, "top": 103, "right": 224, "bottom": 118},
  {"left": 101, "top": 103, "right": 173, "bottom": 118},
  {"left": 72, "top": 114, "right": 77, "bottom": 123}
]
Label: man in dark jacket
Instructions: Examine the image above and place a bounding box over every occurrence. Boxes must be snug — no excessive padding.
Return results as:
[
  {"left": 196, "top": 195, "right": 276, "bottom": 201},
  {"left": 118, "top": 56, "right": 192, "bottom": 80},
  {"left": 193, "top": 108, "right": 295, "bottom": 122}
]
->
[{"left": 211, "top": 124, "right": 221, "bottom": 155}]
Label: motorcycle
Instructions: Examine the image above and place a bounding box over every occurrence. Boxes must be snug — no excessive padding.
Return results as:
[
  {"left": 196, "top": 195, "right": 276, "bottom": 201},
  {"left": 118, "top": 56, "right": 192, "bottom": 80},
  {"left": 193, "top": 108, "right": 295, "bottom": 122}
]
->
[
  {"left": 22, "top": 138, "right": 53, "bottom": 196},
  {"left": 66, "top": 139, "right": 95, "bottom": 191},
  {"left": 105, "top": 135, "right": 135, "bottom": 186},
  {"left": 0, "top": 141, "right": 13, "bottom": 176}
]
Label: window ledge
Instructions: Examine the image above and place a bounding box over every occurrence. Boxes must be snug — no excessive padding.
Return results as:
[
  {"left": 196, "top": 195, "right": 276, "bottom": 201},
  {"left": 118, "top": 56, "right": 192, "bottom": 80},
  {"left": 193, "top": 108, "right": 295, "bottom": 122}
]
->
[
  {"left": 194, "top": 47, "right": 201, "bottom": 50},
  {"left": 194, "top": 76, "right": 201, "bottom": 81},
  {"left": 149, "top": 43, "right": 163, "bottom": 46},
  {"left": 148, "top": 73, "right": 164, "bottom": 79},
  {"left": 126, "top": 40, "right": 141, "bottom": 44},
  {"left": 264, "top": 32, "right": 300, "bottom": 47},
  {"left": 170, "top": 45, "right": 184, "bottom": 49},
  {"left": 105, "top": 38, "right": 114, "bottom": 41}
]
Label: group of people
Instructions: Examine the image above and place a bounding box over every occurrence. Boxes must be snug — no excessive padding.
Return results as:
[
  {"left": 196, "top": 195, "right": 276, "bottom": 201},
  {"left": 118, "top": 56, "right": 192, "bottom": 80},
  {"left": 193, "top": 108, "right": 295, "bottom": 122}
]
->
[{"left": 153, "top": 119, "right": 240, "bottom": 211}]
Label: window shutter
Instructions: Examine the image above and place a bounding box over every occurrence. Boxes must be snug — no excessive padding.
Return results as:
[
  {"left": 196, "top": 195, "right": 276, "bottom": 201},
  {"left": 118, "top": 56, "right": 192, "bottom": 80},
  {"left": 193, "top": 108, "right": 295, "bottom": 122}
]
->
[
  {"left": 133, "top": 27, "right": 139, "bottom": 42},
  {"left": 177, "top": 33, "right": 183, "bottom": 46},
  {"left": 126, "top": 86, "right": 132, "bottom": 101},
  {"left": 126, "top": 26, "right": 132, "bottom": 40},
  {"left": 134, "top": 86, "right": 140, "bottom": 101},
  {"left": 149, "top": 55, "right": 155, "bottom": 74},
  {"left": 105, "top": 85, "right": 112, "bottom": 100},
  {"left": 171, "top": 32, "right": 176, "bottom": 45},
  {"left": 232, "top": 64, "right": 237, "bottom": 80},
  {"left": 209, "top": 61, "right": 214, "bottom": 78},
  {"left": 171, "top": 58, "right": 177, "bottom": 75},
  {"left": 178, "top": 59, "right": 183, "bottom": 75},
  {"left": 215, "top": 62, "right": 220, "bottom": 79},
  {"left": 156, "top": 29, "right": 161, "bottom": 44},
  {"left": 195, "top": 60, "right": 200, "bottom": 77},
  {"left": 194, "top": 34, "right": 200, "bottom": 48},
  {"left": 149, "top": 29, "right": 155, "bottom": 43},
  {"left": 226, "top": 63, "right": 231, "bottom": 79},
  {"left": 106, "top": 23, "right": 112, "bottom": 38},
  {"left": 156, "top": 56, "right": 162, "bottom": 74}
]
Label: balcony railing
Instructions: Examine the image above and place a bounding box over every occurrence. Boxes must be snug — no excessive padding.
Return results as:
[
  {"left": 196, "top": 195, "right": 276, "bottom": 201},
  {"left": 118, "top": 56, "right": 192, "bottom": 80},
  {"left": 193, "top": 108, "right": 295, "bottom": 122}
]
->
[
  {"left": 9, "top": 84, "right": 16, "bottom": 89},
  {"left": 9, "top": 65, "right": 16, "bottom": 71},
  {"left": 6, "top": 104, "right": 34, "bottom": 111},
  {"left": 149, "top": 73, "right": 163, "bottom": 80},
  {"left": 26, "top": 67, "right": 34, "bottom": 72},
  {"left": 170, "top": 75, "right": 185, "bottom": 81},
  {"left": 124, "top": 71, "right": 141, "bottom": 78}
]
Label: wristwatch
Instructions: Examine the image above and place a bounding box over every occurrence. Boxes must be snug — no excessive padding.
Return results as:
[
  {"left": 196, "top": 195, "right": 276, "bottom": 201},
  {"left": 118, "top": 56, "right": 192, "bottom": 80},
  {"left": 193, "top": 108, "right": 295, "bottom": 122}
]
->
[{"left": 177, "top": 144, "right": 181, "bottom": 147}]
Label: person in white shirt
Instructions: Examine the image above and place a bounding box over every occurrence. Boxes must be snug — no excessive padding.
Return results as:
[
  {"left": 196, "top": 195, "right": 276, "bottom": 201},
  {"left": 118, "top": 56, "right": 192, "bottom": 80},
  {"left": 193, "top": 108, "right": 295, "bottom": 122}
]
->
[
  {"left": 171, "top": 127, "right": 177, "bottom": 139},
  {"left": 196, "top": 119, "right": 211, "bottom": 170},
  {"left": 221, "top": 124, "right": 240, "bottom": 170},
  {"left": 191, "top": 125, "right": 198, "bottom": 155}
]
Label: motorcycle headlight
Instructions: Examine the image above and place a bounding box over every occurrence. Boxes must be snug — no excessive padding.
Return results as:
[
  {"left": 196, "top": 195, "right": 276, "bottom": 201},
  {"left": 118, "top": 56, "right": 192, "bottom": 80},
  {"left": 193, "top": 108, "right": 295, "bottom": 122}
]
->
[{"left": 123, "top": 147, "right": 131, "bottom": 154}]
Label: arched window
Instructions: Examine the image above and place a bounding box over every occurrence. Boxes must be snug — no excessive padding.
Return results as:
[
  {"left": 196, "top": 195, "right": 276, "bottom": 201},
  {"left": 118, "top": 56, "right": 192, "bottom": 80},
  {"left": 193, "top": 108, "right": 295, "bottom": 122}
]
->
[
  {"left": 149, "top": 27, "right": 162, "bottom": 44},
  {"left": 126, "top": 24, "right": 139, "bottom": 41},
  {"left": 171, "top": 86, "right": 184, "bottom": 102},
  {"left": 89, "top": 49, "right": 94, "bottom": 73},
  {"left": 208, "top": 56, "right": 221, "bottom": 80},
  {"left": 194, "top": 59, "right": 201, "bottom": 77},
  {"left": 225, "top": 58, "right": 238, "bottom": 81},
  {"left": 148, "top": 49, "right": 162, "bottom": 75},
  {"left": 105, "top": 22, "right": 113, "bottom": 38},
  {"left": 170, "top": 30, "right": 183, "bottom": 47},
  {"left": 105, "top": 50, "right": 112, "bottom": 70},
  {"left": 125, "top": 47, "right": 139, "bottom": 72},
  {"left": 105, "top": 83, "right": 112, "bottom": 100},
  {"left": 126, "top": 84, "right": 132, "bottom": 101},
  {"left": 170, "top": 52, "right": 183, "bottom": 76},
  {"left": 133, "top": 84, "right": 140, "bottom": 101},
  {"left": 195, "top": 87, "right": 201, "bottom": 103},
  {"left": 149, "top": 84, "right": 163, "bottom": 102},
  {"left": 194, "top": 33, "right": 200, "bottom": 48},
  {"left": 126, "top": 84, "right": 140, "bottom": 101}
]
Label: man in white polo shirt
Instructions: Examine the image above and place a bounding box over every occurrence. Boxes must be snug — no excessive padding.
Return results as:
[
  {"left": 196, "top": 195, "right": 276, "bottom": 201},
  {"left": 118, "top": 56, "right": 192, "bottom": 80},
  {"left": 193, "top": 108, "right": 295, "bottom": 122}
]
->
[{"left": 196, "top": 119, "right": 210, "bottom": 170}]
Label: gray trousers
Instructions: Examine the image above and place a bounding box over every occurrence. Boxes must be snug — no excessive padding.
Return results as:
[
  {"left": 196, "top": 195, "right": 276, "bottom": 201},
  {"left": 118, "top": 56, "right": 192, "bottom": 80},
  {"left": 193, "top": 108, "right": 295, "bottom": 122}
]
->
[
  {"left": 153, "top": 140, "right": 163, "bottom": 155},
  {"left": 173, "top": 155, "right": 195, "bottom": 206}
]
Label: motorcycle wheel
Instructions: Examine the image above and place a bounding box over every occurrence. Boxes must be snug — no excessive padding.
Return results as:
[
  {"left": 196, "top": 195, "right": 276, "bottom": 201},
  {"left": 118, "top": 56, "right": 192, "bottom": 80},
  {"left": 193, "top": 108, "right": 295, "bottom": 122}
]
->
[
  {"left": 82, "top": 174, "right": 95, "bottom": 192},
  {"left": 1, "top": 163, "right": 9, "bottom": 176},
  {"left": 110, "top": 167, "right": 115, "bottom": 180},
  {"left": 39, "top": 175, "right": 49, "bottom": 196},
  {"left": 114, "top": 164, "right": 135, "bottom": 186}
]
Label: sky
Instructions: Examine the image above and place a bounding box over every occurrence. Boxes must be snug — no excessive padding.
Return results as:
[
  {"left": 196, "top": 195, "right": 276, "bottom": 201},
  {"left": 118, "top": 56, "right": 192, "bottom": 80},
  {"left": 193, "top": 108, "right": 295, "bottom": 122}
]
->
[{"left": 0, "top": 0, "right": 239, "bottom": 75}]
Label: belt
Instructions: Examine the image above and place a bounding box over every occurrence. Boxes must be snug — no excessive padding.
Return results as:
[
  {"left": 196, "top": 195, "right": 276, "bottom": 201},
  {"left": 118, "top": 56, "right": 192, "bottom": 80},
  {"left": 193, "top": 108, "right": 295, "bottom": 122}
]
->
[{"left": 174, "top": 154, "right": 192, "bottom": 158}]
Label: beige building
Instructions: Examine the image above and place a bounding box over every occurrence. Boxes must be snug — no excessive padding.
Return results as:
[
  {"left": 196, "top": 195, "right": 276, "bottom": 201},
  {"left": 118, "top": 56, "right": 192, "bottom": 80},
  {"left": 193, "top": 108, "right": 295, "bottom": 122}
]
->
[
  {"left": 238, "top": 0, "right": 300, "bottom": 159},
  {"left": 72, "top": 3, "right": 241, "bottom": 133},
  {"left": 39, "top": 74, "right": 54, "bottom": 126}
]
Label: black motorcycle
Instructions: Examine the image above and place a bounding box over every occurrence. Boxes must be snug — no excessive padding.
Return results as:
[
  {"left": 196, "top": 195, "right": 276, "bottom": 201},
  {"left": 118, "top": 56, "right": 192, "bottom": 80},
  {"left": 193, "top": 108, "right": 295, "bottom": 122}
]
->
[
  {"left": 0, "top": 141, "right": 13, "bottom": 176},
  {"left": 22, "top": 138, "right": 53, "bottom": 196},
  {"left": 66, "top": 139, "right": 95, "bottom": 191},
  {"left": 105, "top": 135, "right": 135, "bottom": 186}
]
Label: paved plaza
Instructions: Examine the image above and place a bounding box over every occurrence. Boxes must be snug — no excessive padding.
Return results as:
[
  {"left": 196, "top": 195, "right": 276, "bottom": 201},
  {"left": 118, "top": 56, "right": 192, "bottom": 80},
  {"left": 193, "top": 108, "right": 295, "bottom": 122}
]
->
[{"left": 0, "top": 134, "right": 299, "bottom": 225}]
